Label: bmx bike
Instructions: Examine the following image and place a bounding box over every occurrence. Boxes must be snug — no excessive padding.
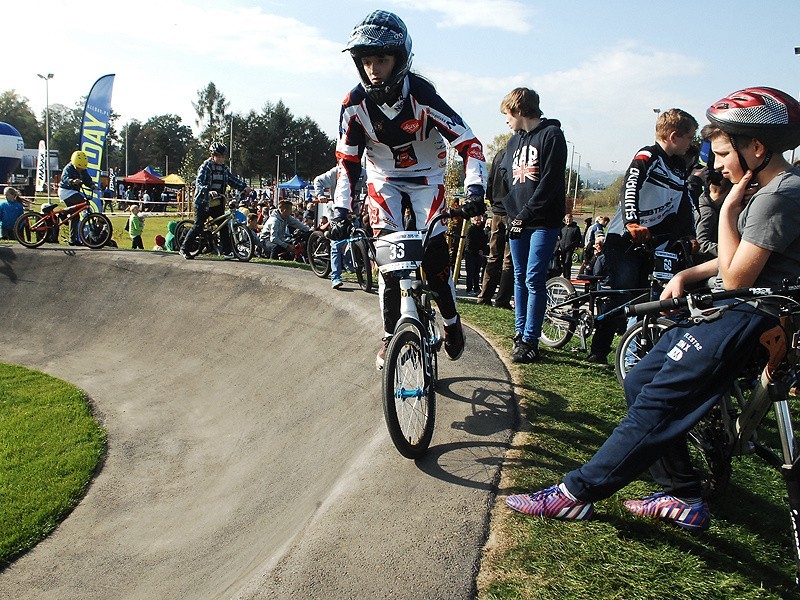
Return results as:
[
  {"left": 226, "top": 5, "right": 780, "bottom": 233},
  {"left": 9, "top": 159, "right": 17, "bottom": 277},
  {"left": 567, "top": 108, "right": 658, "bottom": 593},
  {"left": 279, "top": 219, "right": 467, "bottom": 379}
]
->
[
  {"left": 14, "top": 192, "right": 113, "bottom": 249},
  {"left": 174, "top": 199, "right": 255, "bottom": 261},
  {"left": 626, "top": 279, "right": 800, "bottom": 584},
  {"left": 307, "top": 225, "right": 373, "bottom": 293},
  {"left": 369, "top": 211, "right": 457, "bottom": 459}
]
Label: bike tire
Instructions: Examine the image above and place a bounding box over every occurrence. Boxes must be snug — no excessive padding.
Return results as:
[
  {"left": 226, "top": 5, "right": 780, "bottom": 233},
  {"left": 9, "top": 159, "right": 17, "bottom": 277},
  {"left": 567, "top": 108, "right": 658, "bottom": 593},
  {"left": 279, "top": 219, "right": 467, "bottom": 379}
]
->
[
  {"left": 307, "top": 231, "right": 331, "bottom": 278},
  {"left": 230, "top": 221, "right": 255, "bottom": 262},
  {"left": 79, "top": 212, "right": 113, "bottom": 249},
  {"left": 382, "top": 322, "right": 436, "bottom": 459},
  {"left": 174, "top": 220, "right": 195, "bottom": 253},
  {"left": 614, "top": 317, "right": 675, "bottom": 385},
  {"left": 540, "top": 276, "right": 577, "bottom": 348},
  {"left": 354, "top": 240, "right": 373, "bottom": 293},
  {"left": 687, "top": 403, "right": 733, "bottom": 499},
  {"left": 14, "top": 211, "right": 49, "bottom": 248}
]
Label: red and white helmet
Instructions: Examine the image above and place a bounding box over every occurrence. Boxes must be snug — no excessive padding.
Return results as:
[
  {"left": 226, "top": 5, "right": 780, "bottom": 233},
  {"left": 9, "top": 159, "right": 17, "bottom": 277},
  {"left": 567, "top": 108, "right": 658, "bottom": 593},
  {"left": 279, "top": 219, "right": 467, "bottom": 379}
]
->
[{"left": 706, "top": 87, "right": 800, "bottom": 152}]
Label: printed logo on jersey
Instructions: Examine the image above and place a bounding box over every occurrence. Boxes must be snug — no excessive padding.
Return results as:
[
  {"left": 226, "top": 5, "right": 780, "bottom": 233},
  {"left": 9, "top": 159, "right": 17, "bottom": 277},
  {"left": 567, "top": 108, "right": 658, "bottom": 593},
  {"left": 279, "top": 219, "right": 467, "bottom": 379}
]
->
[
  {"left": 667, "top": 332, "right": 704, "bottom": 362},
  {"left": 511, "top": 144, "right": 540, "bottom": 185},
  {"left": 392, "top": 143, "right": 418, "bottom": 169},
  {"left": 468, "top": 146, "right": 485, "bottom": 161},
  {"left": 401, "top": 119, "right": 422, "bottom": 134}
]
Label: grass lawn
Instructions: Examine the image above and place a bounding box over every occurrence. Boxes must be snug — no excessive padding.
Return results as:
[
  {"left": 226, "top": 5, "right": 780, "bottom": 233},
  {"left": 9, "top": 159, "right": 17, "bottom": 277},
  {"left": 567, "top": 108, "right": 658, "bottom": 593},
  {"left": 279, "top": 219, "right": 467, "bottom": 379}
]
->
[
  {"left": 458, "top": 301, "right": 800, "bottom": 599},
  {"left": 0, "top": 363, "right": 106, "bottom": 567}
]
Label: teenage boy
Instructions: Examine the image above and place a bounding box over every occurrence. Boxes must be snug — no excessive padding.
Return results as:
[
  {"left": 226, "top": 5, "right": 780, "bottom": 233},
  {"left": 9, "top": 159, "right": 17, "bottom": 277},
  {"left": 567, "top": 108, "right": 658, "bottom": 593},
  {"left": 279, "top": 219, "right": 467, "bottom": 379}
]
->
[
  {"left": 587, "top": 109, "right": 698, "bottom": 364},
  {"left": 506, "top": 87, "right": 800, "bottom": 531},
  {"left": 500, "top": 87, "right": 568, "bottom": 363},
  {"left": 334, "top": 10, "right": 487, "bottom": 369}
]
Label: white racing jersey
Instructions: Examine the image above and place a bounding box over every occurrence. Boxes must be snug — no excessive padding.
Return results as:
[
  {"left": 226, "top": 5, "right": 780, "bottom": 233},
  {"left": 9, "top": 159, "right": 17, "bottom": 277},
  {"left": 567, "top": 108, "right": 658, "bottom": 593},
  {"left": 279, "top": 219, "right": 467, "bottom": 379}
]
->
[{"left": 334, "top": 74, "right": 486, "bottom": 214}]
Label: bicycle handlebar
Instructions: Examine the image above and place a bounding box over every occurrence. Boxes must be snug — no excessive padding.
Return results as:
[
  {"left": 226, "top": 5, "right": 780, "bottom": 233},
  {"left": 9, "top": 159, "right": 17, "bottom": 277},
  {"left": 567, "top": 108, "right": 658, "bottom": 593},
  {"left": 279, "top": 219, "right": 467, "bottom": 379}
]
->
[{"left": 624, "top": 278, "right": 800, "bottom": 318}]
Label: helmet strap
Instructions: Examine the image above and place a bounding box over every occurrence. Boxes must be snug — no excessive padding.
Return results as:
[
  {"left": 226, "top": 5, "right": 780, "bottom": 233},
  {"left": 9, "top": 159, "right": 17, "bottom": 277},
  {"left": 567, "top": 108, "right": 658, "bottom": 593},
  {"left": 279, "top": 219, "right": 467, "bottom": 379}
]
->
[{"left": 730, "top": 136, "right": 772, "bottom": 186}]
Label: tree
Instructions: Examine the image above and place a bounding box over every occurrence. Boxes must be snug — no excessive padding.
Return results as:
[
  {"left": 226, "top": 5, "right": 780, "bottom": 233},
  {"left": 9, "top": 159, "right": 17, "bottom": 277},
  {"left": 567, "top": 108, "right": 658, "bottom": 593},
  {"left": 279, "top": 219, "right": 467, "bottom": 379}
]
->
[
  {"left": 135, "top": 114, "right": 194, "bottom": 173},
  {"left": 486, "top": 132, "right": 512, "bottom": 163},
  {"left": 0, "top": 90, "right": 43, "bottom": 147},
  {"left": 48, "top": 102, "right": 83, "bottom": 165},
  {"left": 193, "top": 82, "right": 229, "bottom": 148}
]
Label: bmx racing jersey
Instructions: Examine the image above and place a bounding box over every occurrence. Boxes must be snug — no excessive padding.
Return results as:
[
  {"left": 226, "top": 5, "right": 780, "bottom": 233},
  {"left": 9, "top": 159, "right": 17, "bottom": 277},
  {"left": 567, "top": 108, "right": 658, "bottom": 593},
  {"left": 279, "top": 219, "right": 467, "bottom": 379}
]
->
[
  {"left": 333, "top": 74, "right": 486, "bottom": 216},
  {"left": 606, "top": 143, "right": 694, "bottom": 240}
]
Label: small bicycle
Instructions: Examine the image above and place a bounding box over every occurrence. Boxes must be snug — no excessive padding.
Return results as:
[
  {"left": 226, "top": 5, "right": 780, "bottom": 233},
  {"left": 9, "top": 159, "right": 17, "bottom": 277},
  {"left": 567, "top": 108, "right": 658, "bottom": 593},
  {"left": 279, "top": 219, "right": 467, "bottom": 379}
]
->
[
  {"left": 13, "top": 192, "right": 113, "bottom": 249},
  {"left": 307, "top": 225, "right": 373, "bottom": 293},
  {"left": 369, "top": 211, "right": 455, "bottom": 459},
  {"left": 174, "top": 199, "right": 255, "bottom": 261},
  {"left": 626, "top": 280, "right": 800, "bottom": 584}
]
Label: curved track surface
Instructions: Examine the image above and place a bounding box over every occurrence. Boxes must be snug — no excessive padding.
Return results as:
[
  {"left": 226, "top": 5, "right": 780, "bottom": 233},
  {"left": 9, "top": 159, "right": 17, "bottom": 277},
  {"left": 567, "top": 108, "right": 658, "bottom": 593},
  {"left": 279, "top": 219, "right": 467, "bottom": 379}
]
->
[{"left": 0, "top": 246, "right": 514, "bottom": 599}]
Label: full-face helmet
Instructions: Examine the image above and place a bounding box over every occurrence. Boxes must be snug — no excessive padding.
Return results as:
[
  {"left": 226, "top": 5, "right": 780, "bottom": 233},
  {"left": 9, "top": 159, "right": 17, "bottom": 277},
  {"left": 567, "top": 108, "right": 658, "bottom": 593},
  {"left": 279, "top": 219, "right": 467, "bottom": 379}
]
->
[{"left": 344, "top": 10, "right": 413, "bottom": 106}]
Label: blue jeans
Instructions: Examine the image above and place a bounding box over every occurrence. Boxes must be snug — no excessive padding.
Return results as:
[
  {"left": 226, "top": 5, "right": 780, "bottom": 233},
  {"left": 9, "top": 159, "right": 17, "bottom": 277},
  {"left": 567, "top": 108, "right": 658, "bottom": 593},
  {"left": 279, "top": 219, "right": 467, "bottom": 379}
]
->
[
  {"left": 331, "top": 238, "right": 344, "bottom": 282},
  {"left": 509, "top": 227, "right": 560, "bottom": 344},
  {"left": 565, "top": 303, "right": 773, "bottom": 501}
]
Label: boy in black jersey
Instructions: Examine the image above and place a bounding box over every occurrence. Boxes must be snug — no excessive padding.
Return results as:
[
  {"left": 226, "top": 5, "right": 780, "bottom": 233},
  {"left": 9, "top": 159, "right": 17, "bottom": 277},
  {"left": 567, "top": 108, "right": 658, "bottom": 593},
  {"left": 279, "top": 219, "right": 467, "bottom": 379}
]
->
[{"left": 587, "top": 109, "right": 698, "bottom": 363}]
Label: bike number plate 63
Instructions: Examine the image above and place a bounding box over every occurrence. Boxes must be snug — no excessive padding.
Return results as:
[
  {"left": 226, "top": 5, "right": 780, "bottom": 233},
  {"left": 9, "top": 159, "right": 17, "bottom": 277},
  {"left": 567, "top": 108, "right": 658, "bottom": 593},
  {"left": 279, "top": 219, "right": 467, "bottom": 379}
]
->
[{"left": 374, "top": 231, "right": 425, "bottom": 273}]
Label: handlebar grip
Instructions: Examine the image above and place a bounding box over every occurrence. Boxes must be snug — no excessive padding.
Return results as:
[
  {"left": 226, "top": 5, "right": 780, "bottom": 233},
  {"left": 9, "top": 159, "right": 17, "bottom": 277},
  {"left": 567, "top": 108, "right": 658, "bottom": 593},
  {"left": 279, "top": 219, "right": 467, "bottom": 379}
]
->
[{"left": 625, "top": 297, "right": 687, "bottom": 317}]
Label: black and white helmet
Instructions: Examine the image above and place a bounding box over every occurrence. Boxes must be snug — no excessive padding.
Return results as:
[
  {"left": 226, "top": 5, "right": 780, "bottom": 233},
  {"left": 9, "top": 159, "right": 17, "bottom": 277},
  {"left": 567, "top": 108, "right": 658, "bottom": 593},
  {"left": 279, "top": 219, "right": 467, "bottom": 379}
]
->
[
  {"left": 209, "top": 142, "right": 228, "bottom": 156},
  {"left": 344, "top": 10, "right": 413, "bottom": 106}
]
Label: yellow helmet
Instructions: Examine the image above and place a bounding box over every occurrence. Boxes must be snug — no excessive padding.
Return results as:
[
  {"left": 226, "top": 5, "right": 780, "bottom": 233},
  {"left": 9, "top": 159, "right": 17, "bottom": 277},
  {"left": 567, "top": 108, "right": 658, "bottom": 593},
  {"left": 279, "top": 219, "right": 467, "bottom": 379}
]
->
[{"left": 70, "top": 150, "right": 89, "bottom": 170}]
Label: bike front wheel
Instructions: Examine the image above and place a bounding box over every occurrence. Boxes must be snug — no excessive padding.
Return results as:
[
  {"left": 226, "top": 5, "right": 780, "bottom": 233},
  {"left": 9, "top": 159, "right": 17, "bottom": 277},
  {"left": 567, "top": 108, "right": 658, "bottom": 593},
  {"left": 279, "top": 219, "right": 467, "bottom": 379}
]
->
[
  {"left": 307, "top": 231, "right": 331, "bottom": 277},
  {"left": 614, "top": 316, "right": 675, "bottom": 385},
  {"left": 79, "top": 212, "right": 113, "bottom": 249},
  {"left": 354, "top": 239, "right": 373, "bottom": 293},
  {"left": 382, "top": 322, "right": 436, "bottom": 459},
  {"left": 14, "top": 212, "right": 49, "bottom": 248},
  {"left": 230, "top": 221, "right": 255, "bottom": 261},
  {"left": 540, "top": 277, "right": 577, "bottom": 348}
]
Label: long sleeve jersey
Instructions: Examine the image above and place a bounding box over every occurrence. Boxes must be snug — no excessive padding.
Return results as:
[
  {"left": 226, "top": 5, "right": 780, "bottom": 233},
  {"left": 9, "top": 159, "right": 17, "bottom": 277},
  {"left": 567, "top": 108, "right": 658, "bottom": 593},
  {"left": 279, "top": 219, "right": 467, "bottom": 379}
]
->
[
  {"left": 333, "top": 74, "right": 486, "bottom": 211},
  {"left": 606, "top": 143, "right": 694, "bottom": 240},
  {"left": 194, "top": 158, "right": 247, "bottom": 204},
  {"left": 501, "top": 119, "right": 567, "bottom": 229}
]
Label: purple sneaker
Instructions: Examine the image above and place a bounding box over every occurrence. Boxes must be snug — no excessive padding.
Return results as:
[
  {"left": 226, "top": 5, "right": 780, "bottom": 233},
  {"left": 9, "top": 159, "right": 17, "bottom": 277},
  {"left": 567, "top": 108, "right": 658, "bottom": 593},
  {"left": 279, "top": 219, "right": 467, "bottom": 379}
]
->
[
  {"left": 624, "top": 492, "right": 710, "bottom": 531},
  {"left": 506, "top": 485, "right": 594, "bottom": 521}
]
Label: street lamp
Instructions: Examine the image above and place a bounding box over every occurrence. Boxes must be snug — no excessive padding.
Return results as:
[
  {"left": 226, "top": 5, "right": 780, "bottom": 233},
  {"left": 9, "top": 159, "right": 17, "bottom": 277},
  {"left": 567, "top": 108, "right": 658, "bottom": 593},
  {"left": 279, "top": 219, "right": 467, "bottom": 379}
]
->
[
  {"left": 37, "top": 73, "right": 54, "bottom": 199},
  {"left": 573, "top": 153, "right": 582, "bottom": 207},
  {"left": 566, "top": 140, "right": 575, "bottom": 197}
]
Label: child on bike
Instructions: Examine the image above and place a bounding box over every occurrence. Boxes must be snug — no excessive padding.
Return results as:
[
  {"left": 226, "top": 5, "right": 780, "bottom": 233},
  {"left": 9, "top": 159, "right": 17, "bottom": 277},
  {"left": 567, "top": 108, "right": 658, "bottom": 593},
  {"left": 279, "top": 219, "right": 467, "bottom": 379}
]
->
[
  {"left": 587, "top": 109, "right": 698, "bottom": 364},
  {"left": 58, "top": 150, "right": 97, "bottom": 245},
  {"left": 334, "top": 10, "right": 487, "bottom": 369},
  {"left": 180, "top": 142, "right": 248, "bottom": 260},
  {"left": 506, "top": 87, "right": 800, "bottom": 532}
]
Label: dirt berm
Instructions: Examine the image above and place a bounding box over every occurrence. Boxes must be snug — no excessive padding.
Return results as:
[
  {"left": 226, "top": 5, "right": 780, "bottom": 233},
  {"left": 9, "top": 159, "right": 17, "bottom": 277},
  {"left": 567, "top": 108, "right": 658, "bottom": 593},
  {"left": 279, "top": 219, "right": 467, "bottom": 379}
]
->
[{"left": 0, "top": 246, "right": 514, "bottom": 600}]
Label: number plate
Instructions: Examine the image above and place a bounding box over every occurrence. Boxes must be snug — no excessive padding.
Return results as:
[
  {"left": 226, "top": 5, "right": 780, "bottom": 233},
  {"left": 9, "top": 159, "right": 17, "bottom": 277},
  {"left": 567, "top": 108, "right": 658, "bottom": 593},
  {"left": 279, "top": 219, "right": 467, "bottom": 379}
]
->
[
  {"left": 653, "top": 249, "right": 680, "bottom": 281},
  {"left": 374, "top": 231, "right": 424, "bottom": 273}
]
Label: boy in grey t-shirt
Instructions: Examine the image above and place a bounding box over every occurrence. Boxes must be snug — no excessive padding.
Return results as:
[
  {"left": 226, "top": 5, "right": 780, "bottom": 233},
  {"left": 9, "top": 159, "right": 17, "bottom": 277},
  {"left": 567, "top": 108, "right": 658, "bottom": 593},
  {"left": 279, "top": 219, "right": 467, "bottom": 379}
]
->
[{"left": 506, "top": 87, "right": 800, "bottom": 532}]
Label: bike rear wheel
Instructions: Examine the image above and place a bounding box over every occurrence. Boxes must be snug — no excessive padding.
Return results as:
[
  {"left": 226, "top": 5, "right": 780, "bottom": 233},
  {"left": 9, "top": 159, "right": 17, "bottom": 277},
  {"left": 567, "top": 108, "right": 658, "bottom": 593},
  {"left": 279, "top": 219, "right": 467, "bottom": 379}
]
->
[
  {"left": 354, "top": 239, "right": 373, "bottom": 293},
  {"left": 14, "top": 211, "right": 49, "bottom": 248},
  {"left": 79, "top": 212, "right": 113, "bottom": 249},
  {"left": 307, "top": 231, "right": 331, "bottom": 277},
  {"left": 540, "top": 277, "right": 577, "bottom": 348},
  {"left": 382, "top": 322, "right": 436, "bottom": 459},
  {"left": 614, "top": 316, "right": 675, "bottom": 385},
  {"left": 687, "top": 403, "right": 733, "bottom": 499},
  {"left": 230, "top": 221, "right": 255, "bottom": 261}
]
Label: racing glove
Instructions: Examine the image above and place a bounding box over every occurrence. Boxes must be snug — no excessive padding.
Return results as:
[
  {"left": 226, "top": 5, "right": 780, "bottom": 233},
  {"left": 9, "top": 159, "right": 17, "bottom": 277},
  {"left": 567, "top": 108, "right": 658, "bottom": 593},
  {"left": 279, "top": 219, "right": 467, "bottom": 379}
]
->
[
  {"left": 625, "top": 222, "right": 651, "bottom": 244},
  {"left": 460, "top": 195, "right": 486, "bottom": 218},
  {"left": 508, "top": 218, "right": 524, "bottom": 240}
]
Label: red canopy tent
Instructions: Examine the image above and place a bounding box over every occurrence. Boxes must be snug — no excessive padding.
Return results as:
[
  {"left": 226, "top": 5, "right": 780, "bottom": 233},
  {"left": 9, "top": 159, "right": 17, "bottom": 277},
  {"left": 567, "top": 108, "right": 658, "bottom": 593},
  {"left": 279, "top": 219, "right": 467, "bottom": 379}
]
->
[{"left": 124, "top": 168, "right": 165, "bottom": 185}]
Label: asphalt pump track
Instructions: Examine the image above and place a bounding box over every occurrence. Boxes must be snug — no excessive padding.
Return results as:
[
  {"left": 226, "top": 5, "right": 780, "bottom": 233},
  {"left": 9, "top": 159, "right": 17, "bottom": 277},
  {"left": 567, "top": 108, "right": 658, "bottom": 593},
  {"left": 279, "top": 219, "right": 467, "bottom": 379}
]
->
[{"left": 0, "top": 245, "right": 515, "bottom": 599}]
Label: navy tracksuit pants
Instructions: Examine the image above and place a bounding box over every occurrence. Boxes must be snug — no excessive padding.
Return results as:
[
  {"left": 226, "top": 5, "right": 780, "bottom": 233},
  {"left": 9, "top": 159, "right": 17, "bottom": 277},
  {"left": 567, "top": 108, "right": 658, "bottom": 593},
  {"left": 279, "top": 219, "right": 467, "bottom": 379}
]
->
[{"left": 565, "top": 302, "right": 774, "bottom": 501}]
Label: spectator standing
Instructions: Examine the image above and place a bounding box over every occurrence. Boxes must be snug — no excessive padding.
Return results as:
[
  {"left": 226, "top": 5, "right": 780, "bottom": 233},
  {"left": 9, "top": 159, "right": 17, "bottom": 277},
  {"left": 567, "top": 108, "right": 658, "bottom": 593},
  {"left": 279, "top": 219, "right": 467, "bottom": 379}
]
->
[
  {"left": 0, "top": 187, "right": 24, "bottom": 240},
  {"left": 477, "top": 146, "right": 514, "bottom": 309},
  {"left": 500, "top": 87, "right": 568, "bottom": 364},
  {"left": 128, "top": 205, "right": 145, "bottom": 249},
  {"left": 558, "top": 214, "right": 583, "bottom": 278},
  {"left": 464, "top": 215, "right": 489, "bottom": 295}
]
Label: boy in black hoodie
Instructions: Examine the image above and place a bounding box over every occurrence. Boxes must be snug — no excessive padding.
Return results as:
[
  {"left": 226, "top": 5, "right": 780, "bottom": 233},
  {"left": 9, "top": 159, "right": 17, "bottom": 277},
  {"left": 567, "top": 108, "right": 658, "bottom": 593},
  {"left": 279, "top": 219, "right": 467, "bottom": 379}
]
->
[{"left": 500, "top": 88, "right": 568, "bottom": 363}]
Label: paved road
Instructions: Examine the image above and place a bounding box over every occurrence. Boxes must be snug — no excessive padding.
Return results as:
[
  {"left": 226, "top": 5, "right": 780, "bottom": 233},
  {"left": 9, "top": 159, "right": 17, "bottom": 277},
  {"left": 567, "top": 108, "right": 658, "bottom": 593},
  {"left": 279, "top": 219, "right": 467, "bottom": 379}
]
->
[{"left": 0, "top": 246, "right": 515, "bottom": 600}]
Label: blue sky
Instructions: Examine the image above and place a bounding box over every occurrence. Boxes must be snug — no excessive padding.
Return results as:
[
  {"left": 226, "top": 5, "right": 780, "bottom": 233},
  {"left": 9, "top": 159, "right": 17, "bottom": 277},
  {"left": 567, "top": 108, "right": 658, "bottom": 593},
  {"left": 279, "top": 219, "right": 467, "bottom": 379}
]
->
[{"left": 7, "top": 0, "right": 800, "bottom": 176}]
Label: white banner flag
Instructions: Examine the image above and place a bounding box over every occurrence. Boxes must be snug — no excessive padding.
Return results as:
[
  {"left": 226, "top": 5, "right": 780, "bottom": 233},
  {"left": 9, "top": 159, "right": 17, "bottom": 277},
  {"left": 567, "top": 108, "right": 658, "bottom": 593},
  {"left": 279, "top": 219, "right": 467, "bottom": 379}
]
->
[{"left": 35, "top": 140, "right": 46, "bottom": 192}]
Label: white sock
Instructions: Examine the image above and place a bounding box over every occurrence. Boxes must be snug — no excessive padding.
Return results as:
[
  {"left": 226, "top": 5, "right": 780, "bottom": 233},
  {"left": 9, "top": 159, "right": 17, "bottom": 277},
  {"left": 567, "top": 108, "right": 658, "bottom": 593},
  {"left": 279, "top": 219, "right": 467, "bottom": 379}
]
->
[
  {"left": 559, "top": 482, "right": 580, "bottom": 502},
  {"left": 442, "top": 315, "right": 459, "bottom": 327}
]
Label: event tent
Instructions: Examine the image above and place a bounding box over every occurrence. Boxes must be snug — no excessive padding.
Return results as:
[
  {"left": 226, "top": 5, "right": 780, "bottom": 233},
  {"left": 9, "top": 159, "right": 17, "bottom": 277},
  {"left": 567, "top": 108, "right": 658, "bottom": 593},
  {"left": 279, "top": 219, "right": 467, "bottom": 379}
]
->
[
  {"left": 162, "top": 173, "right": 185, "bottom": 185},
  {"left": 277, "top": 174, "right": 309, "bottom": 189},
  {"left": 124, "top": 168, "right": 165, "bottom": 185}
]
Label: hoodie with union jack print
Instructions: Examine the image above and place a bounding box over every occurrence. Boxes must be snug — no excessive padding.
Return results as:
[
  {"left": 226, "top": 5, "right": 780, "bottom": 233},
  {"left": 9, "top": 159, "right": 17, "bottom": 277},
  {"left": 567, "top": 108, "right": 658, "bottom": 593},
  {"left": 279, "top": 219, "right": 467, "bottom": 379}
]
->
[{"left": 502, "top": 118, "right": 567, "bottom": 230}]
